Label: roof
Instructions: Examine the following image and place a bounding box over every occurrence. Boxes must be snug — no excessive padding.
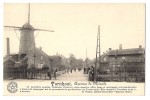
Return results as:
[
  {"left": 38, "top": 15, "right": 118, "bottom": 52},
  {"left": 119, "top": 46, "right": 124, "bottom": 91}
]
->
[
  {"left": 26, "top": 47, "right": 49, "bottom": 58},
  {"left": 35, "top": 47, "right": 49, "bottom": 58},
  {"left": 107, "top": 48, "right": 145, "bottom": 56},
  {"left": 4, "top": 58, "right": 15, "bottom": 64},
  {"left": 21, "top": 23, "right": 34, "bottom": 30}
]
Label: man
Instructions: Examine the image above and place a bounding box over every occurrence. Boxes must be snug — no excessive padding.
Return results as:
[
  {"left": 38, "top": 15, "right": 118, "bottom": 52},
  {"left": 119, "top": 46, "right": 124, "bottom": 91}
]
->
[
  {"left": 54, "top": 69, "right": 57, "bottom": 80},
  {"left": 91, "top": 66, "right": 94, "bottom": 81},
  {"left": 47, "top": 71, "right": 51, "bottom": 80},
  {"left": 88, "top": 69, "right": 92, "bottom": 81}
]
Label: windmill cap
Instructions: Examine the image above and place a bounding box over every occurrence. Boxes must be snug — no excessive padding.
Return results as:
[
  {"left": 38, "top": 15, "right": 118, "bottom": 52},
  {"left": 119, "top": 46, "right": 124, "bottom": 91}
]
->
[{"left": 21, "top": 23, "right": 34, "bottom": 30}]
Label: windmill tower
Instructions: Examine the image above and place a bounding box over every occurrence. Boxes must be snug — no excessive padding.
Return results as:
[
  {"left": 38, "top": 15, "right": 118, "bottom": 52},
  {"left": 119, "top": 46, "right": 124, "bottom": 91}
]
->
[
  {"left": 4, "top": 4, "right": 54, "bottom": 67},
  {"left": 95, "top": 25, "right": 101, "bottom": 81}
]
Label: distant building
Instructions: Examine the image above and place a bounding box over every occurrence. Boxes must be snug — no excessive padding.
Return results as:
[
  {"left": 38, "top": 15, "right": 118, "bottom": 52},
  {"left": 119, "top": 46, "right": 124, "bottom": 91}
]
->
[{"left": 49, "top": 55, "right": 62, "bottom": 71}]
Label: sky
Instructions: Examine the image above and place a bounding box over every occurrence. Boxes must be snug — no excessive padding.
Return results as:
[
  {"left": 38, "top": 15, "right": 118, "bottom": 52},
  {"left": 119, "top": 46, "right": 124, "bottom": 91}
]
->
[{"left": 3, "top": 3, "right": 145, "bottom": 59}]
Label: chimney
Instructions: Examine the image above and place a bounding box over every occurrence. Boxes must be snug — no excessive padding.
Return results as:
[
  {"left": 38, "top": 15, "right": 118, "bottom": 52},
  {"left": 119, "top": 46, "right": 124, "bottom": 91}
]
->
[
  {"left": 139, "top": 45, "right": 142, "bottom": 49},
  {"left": 6, "top": 38, "right": 10, "bottom": 58},
  {"left": 109, "top": 48, "right": 112, "bottom": 51},
  {"left": 119, "top": 44, "right": 122, "bottom": 50}
]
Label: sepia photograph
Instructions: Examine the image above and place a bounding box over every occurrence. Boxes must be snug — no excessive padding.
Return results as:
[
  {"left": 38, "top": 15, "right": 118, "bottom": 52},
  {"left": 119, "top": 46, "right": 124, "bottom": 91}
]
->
[{"left": 3, "top": 3, "right": 145, "bottom": 96}]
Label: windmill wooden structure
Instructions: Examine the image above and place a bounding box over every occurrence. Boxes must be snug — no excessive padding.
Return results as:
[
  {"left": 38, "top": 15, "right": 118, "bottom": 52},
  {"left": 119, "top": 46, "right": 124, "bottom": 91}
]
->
[{"left": 4, "top": 4, "right": 54, "bottom": 69}]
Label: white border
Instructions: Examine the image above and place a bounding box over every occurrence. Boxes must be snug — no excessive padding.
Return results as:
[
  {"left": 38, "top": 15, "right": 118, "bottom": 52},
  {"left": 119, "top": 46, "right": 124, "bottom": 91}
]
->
[
  {"left": 0, "top": 0, "right": 150, "bottom": 99},
  {"left": 0, "top": 0, "right": 148, "bottom": 3}
]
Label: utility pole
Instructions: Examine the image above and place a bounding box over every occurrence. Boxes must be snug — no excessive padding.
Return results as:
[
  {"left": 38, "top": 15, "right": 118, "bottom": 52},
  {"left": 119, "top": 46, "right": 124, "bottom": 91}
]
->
[
  {"left": 33, "top": 42, "right": 36, "bottom": 66},
  {"left": 86, "top": 48, "right": 87, "bottom": 67},
  {"left": 95, "top": 25, "right": 101, "bottom": 81},
  {"left": 6, "top": 38, "right": 10, "bottom": 59},
  {"left": 85, "top": 48, "right": 88, "bottom": 74}
]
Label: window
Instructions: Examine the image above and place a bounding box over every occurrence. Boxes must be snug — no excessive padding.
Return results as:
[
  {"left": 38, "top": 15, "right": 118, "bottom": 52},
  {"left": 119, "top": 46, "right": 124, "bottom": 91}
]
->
[
  {"left": 38, "top": 63, "right": 43, "bottom": 69},
  {"left": 122, "top": 57, "right": 125, "bottom": 60},
  {"left": 117, "top": 64, "right": 120, "bottom": 67}
]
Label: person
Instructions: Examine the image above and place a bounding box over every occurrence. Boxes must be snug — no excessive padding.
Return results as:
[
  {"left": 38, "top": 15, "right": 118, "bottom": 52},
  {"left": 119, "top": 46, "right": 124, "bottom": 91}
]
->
[
  {"left": 70, "top": 69, "right": 72, "bottom": 73},
  {"left": 91, "top": 66, "right": 95, "bottom": 81},
  {"left": 88, "top": 69, "right": 92, "bottom": 81},
  {"left": 54, "top": 69, "right": 57, "bottom": 80},
  {"left": 47, "top": 72, "right": 51, "bottom": 80},
  {"left": 84, "top": 67, "right": 86, "bottom": 74}
]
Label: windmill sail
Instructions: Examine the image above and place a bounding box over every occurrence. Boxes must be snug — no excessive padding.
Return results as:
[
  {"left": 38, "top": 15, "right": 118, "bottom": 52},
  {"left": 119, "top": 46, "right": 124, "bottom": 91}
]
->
[
  {"left": 4, "top": 26, "right": 22, "bottom": 29},
  {"left": 28, "top": 3, "right": 30, "bottom": 24},
  {"left": 34, "top": 28, "right": 54, "bottom": 32}
]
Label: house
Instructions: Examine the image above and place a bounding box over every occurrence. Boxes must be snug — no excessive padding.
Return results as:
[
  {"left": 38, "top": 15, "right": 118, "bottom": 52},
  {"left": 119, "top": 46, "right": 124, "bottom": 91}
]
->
[
  {"left": 3, "top": 58, "right": 15, "bottom": 79},
  {"left": 97, "top": 45, "right": 145, "bottom": 82}
]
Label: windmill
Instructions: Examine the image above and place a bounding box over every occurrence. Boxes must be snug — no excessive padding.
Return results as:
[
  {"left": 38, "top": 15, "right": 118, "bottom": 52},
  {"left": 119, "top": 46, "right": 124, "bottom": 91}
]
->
[{"left": 4, "top": 4, "right": 54, "bottom": 67}]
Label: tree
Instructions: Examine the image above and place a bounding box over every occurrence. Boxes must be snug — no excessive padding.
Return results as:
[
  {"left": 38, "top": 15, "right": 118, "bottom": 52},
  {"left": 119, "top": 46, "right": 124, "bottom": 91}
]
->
[
  {"left": 69, "top": 54, "right": 77, "bottom": 69},
  {"left": 76, "top": 59, "right": 83, "bottom": 69},
  {"left": 49, "top": 55, "right": 61, "bottom": 71}
]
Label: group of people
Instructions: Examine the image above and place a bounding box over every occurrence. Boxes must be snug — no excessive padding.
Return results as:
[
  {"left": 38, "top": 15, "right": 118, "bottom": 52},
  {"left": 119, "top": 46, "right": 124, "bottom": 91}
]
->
[{"left": 47, "top": 69, "right": 57, "bottom": 80}]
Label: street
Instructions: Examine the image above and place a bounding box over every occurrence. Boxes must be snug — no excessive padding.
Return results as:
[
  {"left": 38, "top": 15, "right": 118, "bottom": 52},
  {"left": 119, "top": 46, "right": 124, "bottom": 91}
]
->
[{"left": 56, "top": 70, "right": 88, "bottom": 81}]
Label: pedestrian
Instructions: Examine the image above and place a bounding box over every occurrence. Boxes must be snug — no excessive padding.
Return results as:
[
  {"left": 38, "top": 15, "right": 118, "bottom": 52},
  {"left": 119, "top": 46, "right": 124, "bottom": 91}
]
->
[
  {"left": 88, "top": 69, "right": 91, "bottom": 81},
  {"left": 54, "top": 69, "right": 57, "bottom": 80},
  {"left": 89, "top": 68, "right": 93, "bottom": 81},
  {"left": 70, "top": 69, "right": 72, "bottom": 73},
  {"left": 84, "top": 67, "right": 85, "bottom": 74},
  {"left": 47, "top": 72, "right": 51, "bottom": 80},
  {"left": 90, "top": 66, "right": 94, "bottom": 81}
]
